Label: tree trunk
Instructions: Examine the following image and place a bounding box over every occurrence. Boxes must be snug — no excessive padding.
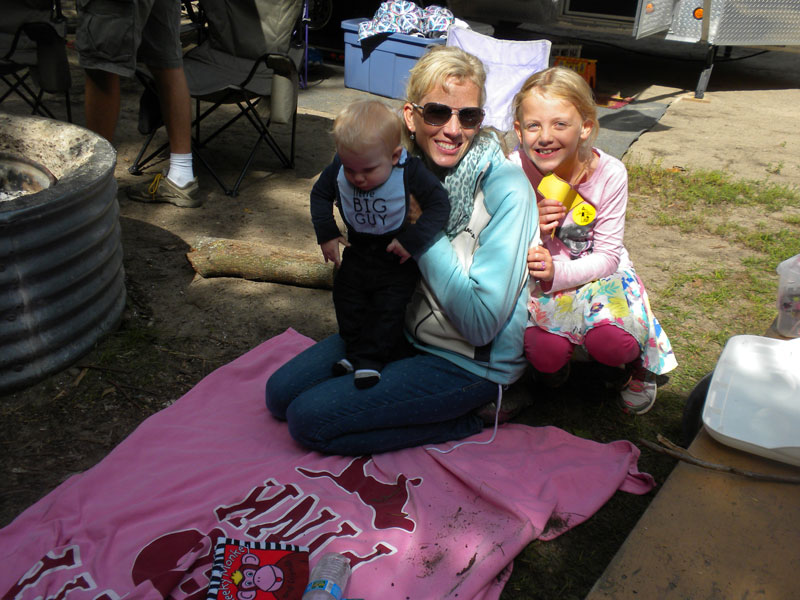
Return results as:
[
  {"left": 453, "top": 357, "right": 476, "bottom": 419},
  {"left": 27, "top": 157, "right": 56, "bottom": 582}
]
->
[{"left": 186, "top": 237, "right": 334, "bottom": 289}]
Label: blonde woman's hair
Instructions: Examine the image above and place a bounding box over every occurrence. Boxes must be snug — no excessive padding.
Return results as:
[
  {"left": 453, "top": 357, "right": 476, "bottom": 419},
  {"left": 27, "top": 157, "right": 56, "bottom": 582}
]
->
[
  {"left": 405, "top": 45, "right": 487, "bottom": 107},
  {"left": 333, "top": 100, "right": 402, "bottom": 154},
  {"left": 512, "top": 66, "right": 599, "bottom": 159}
]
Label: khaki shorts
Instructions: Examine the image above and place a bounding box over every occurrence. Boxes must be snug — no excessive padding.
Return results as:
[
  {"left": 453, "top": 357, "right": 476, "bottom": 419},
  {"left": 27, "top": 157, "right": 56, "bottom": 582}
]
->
[{"left": 76, "top": 0, "right": 183, "bottom": 77}]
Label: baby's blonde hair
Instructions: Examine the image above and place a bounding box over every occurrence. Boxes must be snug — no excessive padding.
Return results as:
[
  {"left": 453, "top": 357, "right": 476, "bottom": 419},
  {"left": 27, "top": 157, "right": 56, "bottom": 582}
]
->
[
  {"left": 512, "top": 66, "right": 599, "bottom": 159},
  {"left": 333, "top": 100, "right": 402, "bottom": 155}
]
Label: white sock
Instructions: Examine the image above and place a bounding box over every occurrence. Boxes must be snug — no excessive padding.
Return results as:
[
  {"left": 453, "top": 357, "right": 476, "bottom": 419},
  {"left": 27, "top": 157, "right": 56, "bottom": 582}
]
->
[{"left": 167, "top": 153, "right": 194, "bottom": 187}]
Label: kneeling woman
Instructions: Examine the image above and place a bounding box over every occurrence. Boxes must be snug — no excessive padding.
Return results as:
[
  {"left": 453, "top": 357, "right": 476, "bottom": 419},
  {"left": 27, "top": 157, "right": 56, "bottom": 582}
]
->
[{"left": 265, "top": 46, "right": 538, "bottom": 455}]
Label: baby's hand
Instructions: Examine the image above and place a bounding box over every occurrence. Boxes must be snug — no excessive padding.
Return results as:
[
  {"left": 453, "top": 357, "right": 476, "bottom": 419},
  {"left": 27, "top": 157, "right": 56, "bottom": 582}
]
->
[
  {"left": 320, "top": 236, "right": 349, "bottom": 268},
  {"left": 538, "top": 197, "right": 567, "bottom": 235},
  {"left": 386, "top": 238, "right": 411, "bottom": 264},
  {"left": 527, "top": 245, "right": 554, "bottom": 281}
]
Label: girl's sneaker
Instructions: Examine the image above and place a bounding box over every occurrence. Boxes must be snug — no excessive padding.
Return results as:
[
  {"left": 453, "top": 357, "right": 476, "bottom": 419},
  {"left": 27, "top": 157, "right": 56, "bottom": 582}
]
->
[{"left": 620, "top": 370, "right": 657, "bottom": 415}]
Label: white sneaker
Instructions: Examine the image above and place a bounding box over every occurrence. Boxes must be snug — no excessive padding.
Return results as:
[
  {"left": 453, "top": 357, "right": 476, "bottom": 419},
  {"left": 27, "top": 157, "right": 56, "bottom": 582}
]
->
[{"left": 620, "top": 371, "right": 657, "bottom": 415}]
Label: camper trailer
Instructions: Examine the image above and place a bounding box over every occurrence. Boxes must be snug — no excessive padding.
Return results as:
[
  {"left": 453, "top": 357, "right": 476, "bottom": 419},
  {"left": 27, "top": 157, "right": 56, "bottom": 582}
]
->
[{"left": 446, "top": 0, "right": 800, "bottom": 96}]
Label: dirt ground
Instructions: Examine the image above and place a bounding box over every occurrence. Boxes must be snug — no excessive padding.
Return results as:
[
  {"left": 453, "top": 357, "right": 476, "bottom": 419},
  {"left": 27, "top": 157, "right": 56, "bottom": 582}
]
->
[{"left": 2, "top": 28, "right": 800, "bottom": 594}]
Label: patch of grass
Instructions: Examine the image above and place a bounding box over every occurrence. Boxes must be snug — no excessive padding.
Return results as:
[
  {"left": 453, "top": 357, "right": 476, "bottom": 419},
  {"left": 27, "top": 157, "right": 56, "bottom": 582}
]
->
[
  {"left": 737, "top": 229, "right": 800, "bottom": 265},
  {"left": 651, "top": 210, "right": 706, "bottom": 231},
  {"left": 766, "top": 161, "right": 784, "bottom": 175},
  {"left": 628, "top": 164, "right": 800, "bottom": 212},
  {"left": 782, "top": 214, "right": 800, "bottom": 226}
]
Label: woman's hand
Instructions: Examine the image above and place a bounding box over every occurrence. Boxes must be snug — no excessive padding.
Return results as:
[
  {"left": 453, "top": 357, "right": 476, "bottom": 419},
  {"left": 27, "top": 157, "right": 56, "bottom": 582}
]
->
[
  {"left": 538, "top": 197, "right": 567, "bottom": 236},
  {"left": 320, "top": 236, "right": 349, "bottom": 268},
  {"left": 386, "top": 238, "right": 411, "bottom": 263},
  {"left": 527, "top": 245, "right": 554, "bottom": 281},
  {"left": 407, "top": 194, "right": 422, "bottom": 225}
]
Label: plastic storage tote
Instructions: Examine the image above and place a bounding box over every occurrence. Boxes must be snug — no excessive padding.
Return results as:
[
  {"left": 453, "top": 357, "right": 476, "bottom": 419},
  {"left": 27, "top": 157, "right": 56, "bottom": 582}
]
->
[
  {"left": 342, "top": 19, "right": 446, "bottom": 99},
  {"left": 776, "top": 253, "right": 800, "bottom": 338}
]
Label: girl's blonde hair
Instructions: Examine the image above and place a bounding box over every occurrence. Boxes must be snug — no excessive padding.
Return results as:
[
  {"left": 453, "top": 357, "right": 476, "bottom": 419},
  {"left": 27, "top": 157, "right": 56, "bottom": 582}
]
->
[
  {"left": 512, "top": 66, "right": 599, "bottom": 159},
  {"left": 333, "top": 100, "right": 402, "bottom": 154}
]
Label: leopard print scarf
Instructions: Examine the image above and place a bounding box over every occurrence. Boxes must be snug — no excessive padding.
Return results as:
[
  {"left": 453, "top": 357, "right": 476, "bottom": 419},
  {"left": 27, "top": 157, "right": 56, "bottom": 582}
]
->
[{"left": 413, "top": 131, "right": 498, "bottom": 240}]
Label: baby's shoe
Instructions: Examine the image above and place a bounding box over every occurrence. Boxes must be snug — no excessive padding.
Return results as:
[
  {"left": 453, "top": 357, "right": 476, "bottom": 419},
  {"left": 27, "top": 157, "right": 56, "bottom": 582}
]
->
[
  {"left": 331, "top": 358, "right": 354, "bottom": 377},
  {"left": 354, "top": 369, "right": 380, "bottom": 389}
]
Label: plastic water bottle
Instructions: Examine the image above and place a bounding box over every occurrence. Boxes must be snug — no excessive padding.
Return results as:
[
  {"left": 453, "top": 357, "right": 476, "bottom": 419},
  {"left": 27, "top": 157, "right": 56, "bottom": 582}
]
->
[{"left": 302, "top": 552, "right": 352, "bottom": 600}]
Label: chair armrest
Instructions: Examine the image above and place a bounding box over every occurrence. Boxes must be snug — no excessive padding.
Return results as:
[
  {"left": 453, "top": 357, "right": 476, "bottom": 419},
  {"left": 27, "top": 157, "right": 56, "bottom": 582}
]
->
[
  {"left": 267, "top": 55, "right": 298, "bottom": 125},
  {"left": 244, "top": 53, "right": 298, "bottom": 125}
]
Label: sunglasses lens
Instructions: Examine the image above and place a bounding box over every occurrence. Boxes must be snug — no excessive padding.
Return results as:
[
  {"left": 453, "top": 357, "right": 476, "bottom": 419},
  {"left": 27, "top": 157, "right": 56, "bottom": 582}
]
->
[
  {"left": 420, "top": 103, "right": 484, "bottom": 128},
  {"left": 422, "top": 103, "right": 453, "bottom": 126},
  {"left": 459, "top": 108, "right": 484, "bottom": 128}
]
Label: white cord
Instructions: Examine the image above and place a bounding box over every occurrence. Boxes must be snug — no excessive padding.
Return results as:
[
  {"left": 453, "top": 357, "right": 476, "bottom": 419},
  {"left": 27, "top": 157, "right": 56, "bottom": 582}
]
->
[{"left": 426, "top": 383, "right": 504, "bottom": 454}]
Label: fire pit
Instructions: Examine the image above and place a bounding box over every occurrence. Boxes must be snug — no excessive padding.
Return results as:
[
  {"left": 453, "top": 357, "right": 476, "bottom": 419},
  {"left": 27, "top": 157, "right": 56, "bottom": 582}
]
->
[
  {"left": 0, "top": 152, "right": 57, "bottom": 200},
  {"left": 0, "top": 113, "right": 126, "bottom": 393}
]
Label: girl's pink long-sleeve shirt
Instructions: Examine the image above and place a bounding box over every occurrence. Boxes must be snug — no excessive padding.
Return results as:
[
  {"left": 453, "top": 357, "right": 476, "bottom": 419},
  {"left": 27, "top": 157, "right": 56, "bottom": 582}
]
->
[{"left": 509, "top": 147, "right": 633, "bottom": 292}]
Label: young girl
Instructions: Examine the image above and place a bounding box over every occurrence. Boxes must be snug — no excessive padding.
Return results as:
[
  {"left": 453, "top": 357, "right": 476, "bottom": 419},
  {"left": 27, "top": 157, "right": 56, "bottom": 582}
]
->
[{"left": 509, "top": 67, "right": 676, "bottom": 414}]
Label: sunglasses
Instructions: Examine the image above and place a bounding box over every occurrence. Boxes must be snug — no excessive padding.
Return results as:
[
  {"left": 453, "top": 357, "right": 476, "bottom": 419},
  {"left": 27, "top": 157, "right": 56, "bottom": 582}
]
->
[{"left": 412, "top": 102, "right": 485, "bottom": 128}]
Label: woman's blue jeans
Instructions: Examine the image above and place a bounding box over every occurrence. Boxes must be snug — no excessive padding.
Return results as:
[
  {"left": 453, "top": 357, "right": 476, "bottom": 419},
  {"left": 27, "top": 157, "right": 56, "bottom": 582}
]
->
[{"left": 266, "top": 334, "right": 497, "bottom": 455}]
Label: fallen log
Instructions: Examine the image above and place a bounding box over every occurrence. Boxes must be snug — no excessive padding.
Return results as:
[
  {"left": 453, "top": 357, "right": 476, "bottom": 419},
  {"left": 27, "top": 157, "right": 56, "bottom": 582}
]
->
[{"left": 186, "top": 236, "right": 334, "bottom": 289}]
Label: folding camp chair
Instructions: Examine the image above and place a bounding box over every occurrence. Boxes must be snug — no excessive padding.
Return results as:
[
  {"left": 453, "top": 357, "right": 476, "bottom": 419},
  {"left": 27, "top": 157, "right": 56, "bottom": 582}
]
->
[
  {"left": 446, "top": 26, "right": 551, "bottom": 132},
  {"left": 130, "top": 0, "right": 304, "bottom": 197},
  {"left": 1, "top": 1, "right": 72, "bottom": 121}
]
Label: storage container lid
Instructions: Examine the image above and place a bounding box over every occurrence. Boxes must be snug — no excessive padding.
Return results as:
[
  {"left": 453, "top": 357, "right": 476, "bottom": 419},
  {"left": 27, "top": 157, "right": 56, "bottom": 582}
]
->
[{"left": 703, "top": 335, "right": 800, "bottom": 466}]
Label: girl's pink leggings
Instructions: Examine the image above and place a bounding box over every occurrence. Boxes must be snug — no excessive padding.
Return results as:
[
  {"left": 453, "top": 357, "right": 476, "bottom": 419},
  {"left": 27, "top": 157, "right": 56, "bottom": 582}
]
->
[{"left": 524, "top": 324, "right": 640, "bottom": 373}]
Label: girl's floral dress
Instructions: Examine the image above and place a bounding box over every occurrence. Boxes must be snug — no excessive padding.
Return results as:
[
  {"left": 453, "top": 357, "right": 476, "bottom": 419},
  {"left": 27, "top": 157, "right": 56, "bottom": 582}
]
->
[{"left": 528, "top": 267, "right": 677, "bottom": 375}]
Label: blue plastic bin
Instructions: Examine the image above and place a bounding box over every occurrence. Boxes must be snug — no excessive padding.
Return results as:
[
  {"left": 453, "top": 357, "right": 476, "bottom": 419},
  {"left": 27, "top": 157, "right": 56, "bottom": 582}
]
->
[{"left": 342, "top": 19, "right": 446, "bottom": 100}]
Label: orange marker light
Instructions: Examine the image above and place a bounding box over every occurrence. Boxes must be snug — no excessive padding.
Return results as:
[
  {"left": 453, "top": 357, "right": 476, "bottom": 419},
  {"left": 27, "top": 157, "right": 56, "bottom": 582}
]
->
[
  {"left": 646, "top": 3, "right": 655, "bottom": 14},
  {"left": 693, "top": 7, "right": 704, "bottom": 19}
]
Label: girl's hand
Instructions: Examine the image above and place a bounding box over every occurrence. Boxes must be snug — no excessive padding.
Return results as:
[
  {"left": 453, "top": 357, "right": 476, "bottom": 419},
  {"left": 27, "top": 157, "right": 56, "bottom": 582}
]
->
[
  {"left": 386, "top": 238, "right": 411, "bottom": 263},
  {"left": 538, "top": 197, "right": 567, "bottom": 236},
  {"left": 320, "top": 236, "right": 349, "bottom": 268},
  {"left": 527, "top": 245, "right": 554, "bottom": 281}
]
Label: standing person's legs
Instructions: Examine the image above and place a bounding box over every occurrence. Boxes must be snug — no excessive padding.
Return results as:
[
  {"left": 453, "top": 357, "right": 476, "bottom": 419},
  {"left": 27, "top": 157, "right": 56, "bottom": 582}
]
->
[
  {"left": 140, "top": 0, "right": 193, "bottom": 183},
  {"left": 75, "top": 0, "right": 135, "bottom": 143},
  {"left": 148, "top": 66, "right": 191, "bottom": 154},
  {"left": 149, "top": 65, "right": 194, "bottom": 186},
  {"left": 126, "top": 0, "right": 200, "bottom": 206},
  {"left": 84, "top": 69, "right": 121, "bottom": 142}
]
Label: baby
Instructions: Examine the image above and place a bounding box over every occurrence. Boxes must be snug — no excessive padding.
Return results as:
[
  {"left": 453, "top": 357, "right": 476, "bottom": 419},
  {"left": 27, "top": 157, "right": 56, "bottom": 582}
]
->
[{"left": 310, "top": 100, "right": 450, "bottom": 388}]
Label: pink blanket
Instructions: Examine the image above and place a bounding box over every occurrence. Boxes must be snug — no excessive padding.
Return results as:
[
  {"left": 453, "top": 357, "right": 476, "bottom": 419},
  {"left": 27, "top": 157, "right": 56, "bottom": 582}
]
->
[{"left": 0, "top": 329, "right": 655, "bottom": 600}]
